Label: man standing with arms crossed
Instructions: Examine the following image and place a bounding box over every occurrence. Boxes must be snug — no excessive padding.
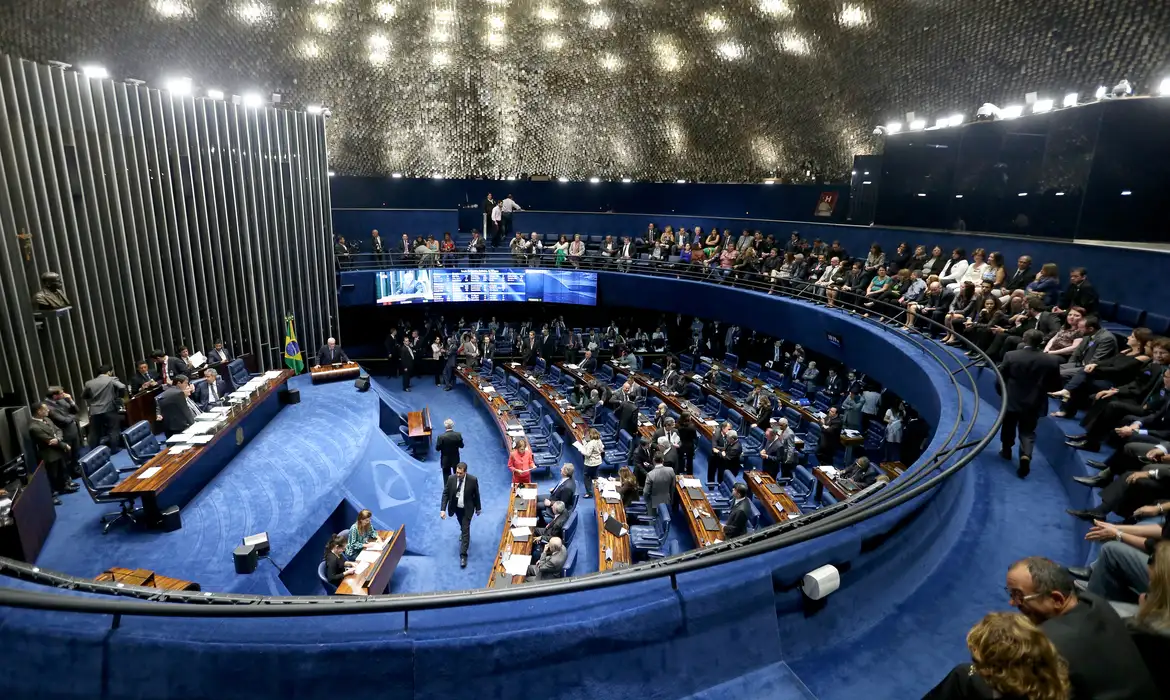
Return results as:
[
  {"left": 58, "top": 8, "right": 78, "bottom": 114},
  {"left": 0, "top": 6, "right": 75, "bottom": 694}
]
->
[{"left": 440, "top": 462, "right": 481, "bottom": 568}]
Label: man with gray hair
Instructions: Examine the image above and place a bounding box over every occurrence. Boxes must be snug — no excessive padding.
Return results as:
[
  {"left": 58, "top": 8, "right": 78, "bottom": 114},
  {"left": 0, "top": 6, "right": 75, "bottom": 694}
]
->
[
  {"left": 435, "top": 417, "right": 464, "bottom": 482},
  {"left": 527, "top": 536, "right": 567, "bottom": 581},
  {"left": 657, "top": 435, "right": 679, "bottom": 472},
  {"left": 1004, "top": 556, "right": 1156, "bottom": 698},
  {"left": 194, "top": 367, "right": 228, "bottom": 411},
  {"left": 316, "top": 337, "right": 347, "bottom": 366}
]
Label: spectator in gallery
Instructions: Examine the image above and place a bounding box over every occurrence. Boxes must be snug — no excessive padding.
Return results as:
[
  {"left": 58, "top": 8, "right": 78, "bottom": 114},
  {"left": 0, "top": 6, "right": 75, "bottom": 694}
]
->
[
  {"left": 937, "top": 247, "right": 969, "bottom": 289},
  {"left": 528, "top": 232, "right": 544, "bottom": 266},
  {"left": 1026, "top": 263, "right": 1062, "bottom": 308},
  {"left": 553, "top": 234, "right": 570, "bottom": 266},
  {"left": 440, "top": 231, "right": 456, "bottom": 266},
  {"left": 568, "top": 234, "right": 585, "bottom": 268},
  {"left": 1055, "top": 267, "right": 1099, "bottom": 316}
]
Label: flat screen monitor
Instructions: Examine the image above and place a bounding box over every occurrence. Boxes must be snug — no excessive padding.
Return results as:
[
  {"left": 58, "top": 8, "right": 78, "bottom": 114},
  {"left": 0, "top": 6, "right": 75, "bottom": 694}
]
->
[{"left": 376, "top": 268, "right": 597, "bottom": 306}]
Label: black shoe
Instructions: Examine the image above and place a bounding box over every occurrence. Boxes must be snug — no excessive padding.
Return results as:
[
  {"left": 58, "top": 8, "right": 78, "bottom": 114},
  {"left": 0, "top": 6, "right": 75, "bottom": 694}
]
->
[
  {"left": 63, "top": 482, "right": 79, "bottom": 493},
  {"left": 1073, "top": 472, "right": 1110, "bottom": 487},
  {"left": 1070, "top": 441, "right": 1101, "bottom": 452},
  {"left": 1066, "top": 508, "right": 1105, "bottom": 522},
  {"left": 404, "top": 388, "right": 412, "bottom": 392},
  {"left": 1066, "top": 433, "right": 1087, "bottom": 441},
  {"left": 1017, "top": 457, "right": 1030, "bottom": 479},
  {"left": 1067, "top": 566, "right": 1091, "bottom": 580},
  {"left": 460, "top": 555, "right": 468, "bottom": 568},
  {"left": 1086, "top": 459, "right": 1108, "bottom": 469},
  {"left": 999, "top": 448, "right": 1013, "bottom": 460},
  {"left": 52, "top": 496, "right": 62, "bottom": 506},
  {"left": 583, "top": 491, "right": 593, "bottom": 499}
]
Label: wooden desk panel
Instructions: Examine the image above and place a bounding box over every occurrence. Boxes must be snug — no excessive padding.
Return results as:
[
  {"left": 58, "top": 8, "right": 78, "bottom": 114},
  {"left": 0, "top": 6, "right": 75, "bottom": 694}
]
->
[
  {"left": 126, "top": 386, "right": 163, "bottom": 430},
  {"left": 594, "top": 480, "right": 632, "bottom": 570},
  {"left": 488, "top": 484, "right": 539, "bottom": 587},
  {"left": 611, "top": 364, "right": 715, "bottom": 442},
  {"left": 814, "top": 467, "right": 852, "bottom": 501},
  {"left": 407, "top": 408, "right": 432, "bottom": 438},
  {"left": 879, "top": 461, "right": 905, "bottom": 481},
  {"left": 0, "top": 464, "right": 55, "bottom": 563},
  {"left": 310, "top": 362, "right": 361, "bottom": 384},
  {"left": 503, "top": 363, "right": 589, "bottom": 443},
  {"left": 110, "top": 370, "right": 293, "bottom": 518},
  {"left": 95, "top": 566, "right": 200, "bottom": 591},
  {"left": 336, "top": 528, "right": 406, "bottom": 595},
  {"left": 674, "top": 474, "right": 725, "bottom": 547},
  {"left": 745, "top": 470, "right": 800, "bottom": 524},
  {"left": 457, "top": 367, "right": 522, "bottom": 452}
]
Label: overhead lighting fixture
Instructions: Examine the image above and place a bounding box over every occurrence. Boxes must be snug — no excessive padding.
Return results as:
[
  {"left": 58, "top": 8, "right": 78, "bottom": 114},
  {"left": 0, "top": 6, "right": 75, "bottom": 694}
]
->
[
  {"left": 242, "top": 92, "right": 264, "bottom": 108},
  {"left": 717, "top": 41, "right": 744, "bottom": 60},
  {"left": 328, "top": 171, "right": 336, "bottom": 177},
  {"left": 374, "top": 1, "right": 396, "bottom": 19},
  {"left": 621, "top": 177, "right": 632, "bottom": 183},
  {"left": 1000, "top": 105, "right": 1024, "bottom": 119},
  {"left": 885, "top": 121, "right": 903, "bottom": 134},
  {"left": 947, "top": 114, "right": 964, "bottom": 127},
  {"left": 909, "top": 119, "right": 926, "bottom": 130},
  {"left": 1018, "top": 192, "right": 1028, "bottom": 197},
  {"left": 164, "top": 77, "right": 193, "bottom": 96},
  {"left": 544, "top": 33, "right": 564, "bottom": 50},
  {"left": 1159, "top": 78, "right": 1170, "bottom": 96},
  {"left": 488, "top": 14, "right": 506, "bottom": 29},
  {"left": 758, "top": 0, "right": 792, "bottom": 16},
  {"left": 600, "top": 53, "right": 621, "bottom": 71},
  {"left": 861, "top": 180, "right": 872, "bottom": 185},
  {"left": 432, "top": 51, "right": 450, "bottom": 66},
  {"left": 934, "top": 117, "right": 948, "bottom": 128},
  {"left": 206, "top": 89, "right": 225, "bottom": 100},
  {"left": 1121, "top": 190, "right": 1132, "bottom": 196},
  {"left": 589, "top": 10, "right": 611, "bottom": 28},
  {"left": 81, "top": 65, "right": 109, "bottom": 80},
  {"left": 369, "top": 49, "right": 390, "bottom": 66},
  {"left": 313, "top": 12, "right": 333, "bottom": 31},
  {"left": 955, "top": 194, "right": 963, "bottom": 199},
  {"left": 589, "top": 177, "right": 600, "bottom": 183},
  {"left": 432, "top": 173, "right": 445, "bottom": 179},
  {"left": 1094, "top": 85, "right": 1107, "bottom": 100},
  {"left": 704, "top": 13, "right": 727, "bottom": 32},
  {"left": 506, "top": 175, "right": 517, "bottom": 181},
  {"left": 1063, "top": 92, "right": 1078, "bottom": 107},
  {"left": 236, "top": 1, "right": 270, "bottom": 23},
  {"left": 306, "top": 104, "right": 323, "bottom": 114},
  {"left": 777, "top": 31, "right": 809, "bottom": 56},
  {"left": 536, "top": 5, "right": 558, "bottom": 21},
  {"left": 838, "top": 5, "right": 868, "bottom": 27},
  {"left": 1032, "top": 98, "right": 1054, "bottom": 113},
  {"left": 676, "top": 179, "right": 686, "bottom": 184},
  {"left": 391, "top": 172, "right": 403, "bottom": 178},
  {"left": 558, "top": 176, "right": 569, "bottom": 182},
  {"left": 916, "top": 193, "right": 926, "bottom": 197},
  {"left": 1055, "top": 192, "right": 1065, "bottom": 196},
  {"left": 153, "top": 0, "right": 193, "bottom": 18}
]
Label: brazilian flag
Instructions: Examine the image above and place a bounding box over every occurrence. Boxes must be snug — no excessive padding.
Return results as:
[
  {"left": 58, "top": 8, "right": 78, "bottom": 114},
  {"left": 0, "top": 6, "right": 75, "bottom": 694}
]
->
[{"left": 284, "top": 314, "right": 305, "bottom": 373}]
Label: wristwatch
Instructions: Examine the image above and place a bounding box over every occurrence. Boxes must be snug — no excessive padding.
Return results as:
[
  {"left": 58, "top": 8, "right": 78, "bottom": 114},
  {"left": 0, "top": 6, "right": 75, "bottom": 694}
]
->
[{"left": 1115, "top": 531, "right": 1124, "bottom": 542}]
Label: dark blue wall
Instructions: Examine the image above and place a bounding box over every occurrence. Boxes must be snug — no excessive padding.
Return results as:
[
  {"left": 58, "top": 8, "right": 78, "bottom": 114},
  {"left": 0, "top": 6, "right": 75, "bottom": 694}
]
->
[
  {"left": 330, "top": 176, "right": 848, "bottom": 221},
  {"left": 333, "top": 210, "right": 1170, "bottom": 318}
]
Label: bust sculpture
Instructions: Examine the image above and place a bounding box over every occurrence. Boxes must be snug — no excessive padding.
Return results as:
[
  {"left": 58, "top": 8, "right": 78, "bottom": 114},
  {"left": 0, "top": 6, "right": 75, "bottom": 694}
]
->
[{"left": 33, "top": 271, "right": 70, "bottom": 310}]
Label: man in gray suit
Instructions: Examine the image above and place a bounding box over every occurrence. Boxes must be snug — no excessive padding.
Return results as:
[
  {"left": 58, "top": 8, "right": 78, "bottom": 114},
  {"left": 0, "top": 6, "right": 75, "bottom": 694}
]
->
[
  {"left": 1060, "top": 315, "right": 1118, "bottom": 379},
  {"left": 526, "top": 536, "right": 567, "bottom": 581},
  {"left": 643, "top": 456, "right": 675, "bottom": 511},
  {"left": 81, "top": 364, "right": 127, "bottom": 451}
]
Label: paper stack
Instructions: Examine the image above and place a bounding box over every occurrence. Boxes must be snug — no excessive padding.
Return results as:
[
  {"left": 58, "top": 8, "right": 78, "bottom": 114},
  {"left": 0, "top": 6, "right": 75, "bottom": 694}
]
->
[
  {"left": 137, "top": 466, "right": 162, "bottom": 479},
  {"left": 356, "top": 549, "right": 381, "bottom": 564},
  {"left": 512, "top": 516, "right": 538, "bottom": 527},
  {"left": 165, "top": 434, "right": 194, "bottom": 444},
  {"left": 502, "top": 554, "right": 530, "bottom": 577},
  {"left": 680, "top": 477, "right": 703, "bottom": 489},
  {"left": 517, "top": 488, "right": 537, "bottom": 500}
]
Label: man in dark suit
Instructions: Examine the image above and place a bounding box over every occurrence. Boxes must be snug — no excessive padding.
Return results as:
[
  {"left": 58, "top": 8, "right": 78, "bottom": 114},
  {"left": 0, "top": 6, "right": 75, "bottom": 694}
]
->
[
  {"left": 440, "top": 462, "right": 482, "bottom": 568},
  {"left": 533, "top": 501, "right": 570, "bottom": 560},
  {"left": 434, "top": 418, "right": 464, "bottom": 483},
  {"left": 194, "top": 368, "right": 228, "bottom": 411},
  {"left": 45, "top": 386, "right": 82, "bottom": 477},
  {"left": 817, "top": 407, "right": 844, "bottom": 463},
  {"left": 998, "top": 329, "right": 1063, "bottom": 478},
  {"left": 441, "top": 335, "right": 459, "bottom": 390},
  {"left": 1055, "top": 267, "right": 1098, "bottom": 315},
  {"left": 540, "top": 330, "right": 558, "bottom": 361},
  {"left": 759, "top": 427, "right": 784, "bottom": 479},
  {"left": 522, "top": 330, "right": 539, "bottom": 367},
  {"left": 29, "top": 401, "right": 74, "bottom": 503},
  {"left": 81, "top": 364, "right": 128, "bottom": 450},
  {"left": 151, "top": 349, "right": 186, "bottom": 386},
  {"left": 579, "top": 350, "right": 597, "bottom": 374},
  {"left": 1003, "top": 256, "right": 1033, "bottom": 293},
  {"left": 130, "top": 360, "right": 159, "bottom": 395},
  {"left": 156, "top": 375, "right": 198, "bottom": 436},
  {"left": 400, "top": 337, "right": 416, "bottom": 392},
  {"left": 722, "top": 483, "right": 752, "bottom": 538},
  {"left": 540, "top": 464, "right": 576, "bottom": 523},
  {"left": 657, "top": 436, "right": 680, "bottom": 472},
  {"left": 1006, "top": 557, "right": 1158, "bottom": 699},
  {"left": 721, "top": 429, "right": 743, "bottom": 478},
  {"left": 481, "top": 193, "right": 496, "bottom": 244},
  {"left": 206, "top": 340, "right": 232, "bottom": 366},
  {"left": 384, "top": 329, "right": 401, "bottom": 377},
  {"left": 316, "top": 337, "right": 348, "bottom": 366},
  {"left": 617, "top": 399, "right": 639, "bottom": 438}
]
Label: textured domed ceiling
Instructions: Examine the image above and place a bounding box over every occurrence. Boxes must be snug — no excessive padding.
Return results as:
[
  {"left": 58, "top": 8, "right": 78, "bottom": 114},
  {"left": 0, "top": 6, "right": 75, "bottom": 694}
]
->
[{"left": 1, "top": 0, "right": 1168, "bottom": 182}]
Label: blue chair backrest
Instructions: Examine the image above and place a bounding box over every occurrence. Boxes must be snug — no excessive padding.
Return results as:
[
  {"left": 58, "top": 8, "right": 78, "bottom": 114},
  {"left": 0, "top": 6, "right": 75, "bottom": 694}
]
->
[
  {"left": 717, "top": 371, "right": 731, "bottom": 387},
  {"left": 536, "top": 358, "right": 547, "bottom": 373},
  {"left": 680, "top": 354, "right": 694, "bottom": 370},
  {"left": 686, "top": 383, "right": 703, "bottom": 402},
  {"left": 696, "top": 362, "right": 711, "bottom": 376},
  {"left": 749, "top": 426, "right": 766, "bottom": 444},
  {"left": 784, "top": 407, "right": 802, "bottom": 424},
  {"left": 705, "top": 395, "right": 721, "bottom": 414},
  {"left": 599, "top": 365, "right": 614, "bottom": 381},
  {"left": 227, "top": 359, "right": 249, "bottom": 388},
  {"left": 724, "top": 353, "right": 738, "bottom": 369},
  {"left": 542, "top": 414, "right": 556, "bottom": 434},
  {"left": 744, "top": 361, "right": 762, "bottom": 377},
  {"left": 481, "top": 358, "right": 494, "bottom": 374},
  {"left": 667, "top": 408, "right": 680, "bottom": 424},
  {"left": 191, "top": 378, "right": 207, "bottom": 398},
  {"left": 721, "top": 469, "right": 737, "bottom": 494},
  {"left": 794, "top": 465, "right": 815, "bottom": 489},
  {"left": 508, "top": 375, "right": 521, "bottom": 393},
  {"left": 83, "top": 447, "right": 121, "bottom": 491},
  {"left": 520, "top": 387, "right": 532, "bottom": 404},
  {"left": 123, "top": 421, "right": 161, "bottom": 464},
  {"left": 317, "top": 561, "right": 337, "bottom": 594},
  {"left": 618, "top": 429, "right": 633, "bottom": 452},
  {"left": 551, "top": 433, "right": 565, "bottom": 457},
  {"left": 562, "top": 545, "right": 577, "bottom": 578},
  {"left": 563, "top": 509, "right": 579, "bottom": 545},
  {"left": 649, "top": 363, "right": 663, "bottom": 378},
  {"left": 747, "top": 500, "right": 761, "bottom": 530},
  {"left": 548, "top": 366, "right": 562, "bottom": 382},
  {"left": 493, "top": 367, "right": 506, "bottom": 384},
  {"left": 764, "top": 370, "right": 783, "bottom": 386},
  {"left": 614, "top": 373, "right": 627, "bottom": 388}
]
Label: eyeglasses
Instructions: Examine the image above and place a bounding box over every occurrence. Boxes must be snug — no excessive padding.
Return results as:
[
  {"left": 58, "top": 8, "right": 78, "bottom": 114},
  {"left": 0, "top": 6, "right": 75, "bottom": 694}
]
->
[{"left": 1004, "top": 587, "right": 1047, "bottom": 603}]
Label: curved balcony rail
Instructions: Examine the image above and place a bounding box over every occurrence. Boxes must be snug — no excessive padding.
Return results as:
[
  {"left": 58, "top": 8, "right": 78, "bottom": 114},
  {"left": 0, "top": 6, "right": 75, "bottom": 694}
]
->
[{"left": 0, "top": 247, "right": 1005, "bottom": 619}]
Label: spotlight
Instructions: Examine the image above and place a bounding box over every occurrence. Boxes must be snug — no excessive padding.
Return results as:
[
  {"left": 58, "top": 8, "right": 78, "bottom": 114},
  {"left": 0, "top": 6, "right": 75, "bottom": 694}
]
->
[
  {"left": 916, "top": 193, "right": 926, "bottom": 197},
  {"left": 1111, "top": 79, "right": 1132, "bottom": 98},
  {"left": 954, "top": 194, "right": 963, "bottom": 199},
  {"left": 885, "top": 121, "right": 902, "bottom": 134},
  {"left": 975, "top": 103, "right": 999, "bottom": 121},
  {"left": 207, "top": 88, "right": 225, "bottom": 100},
  {"left": 1018, "top": 192, "right": 1027, "bottom": 197},
  {"left": 1063, "top": 92, "right": 1078, "bottom": 107},
  {"left": 1032, "top": 98, "right": 1053, "bottom": 114},
  {"left": 242, "top": 92, "right": 264, "bottom": 108},
  {"left": 589, "top": 177, "right": 600, "bottom": 183},
  {"left": 164, "top": 77, "right": 193, "bottom": 96},
  {"left": 1055, "top": 192, "right": 1065, "bottom": 196},
  {"left": 1160, "top": 78, "right": 1170, "bottom": 96},
  {"left": 506, "top": 175, "right": 517, "bottom": 181},
  {"left": 947, "top": 114, "right": 963, "bottom": 127},
  {"left": 1120, "top": 190, "right": 1132, "bottom": 196},
  {"left": 81, "top": 65, "right": 109, "bottom": 79},
  {"left": 558, "top": 176, "right": 569, "bottom": 182},
  {"left": 933, "top": 117, "right": 948, "bottom": 129},
  {"left": 621, "top": 177, "right": 632, "bottom": 183},
  {"left": 328, "top": 171, "right": 336, "bottom": 177},
  {"left": 871, "top": 126, "right": 885, "bottom": 136},
  {"left": 1000, "top": 105, "right": 1024, "bottom": 119},
  {"left": 391, "top": 172, "right": 403, "bottom": 178},
  {"left": 676, "top": 179, "right": 686, "bottom": 184},
  {"left": 306, "top": 104, "right": 323, "bottom": 114},
  {"left": 763, "top": 179, "right": 775, "bottom": 185},
  {"left": 1094, "top": 86, "right": 1107, "bottom": 100},
  {"left": 908, "top": 119, "right": 926, "bottom": 131},
  {"left": 432, "top": 173, "right": 445, "bottom": 179}
]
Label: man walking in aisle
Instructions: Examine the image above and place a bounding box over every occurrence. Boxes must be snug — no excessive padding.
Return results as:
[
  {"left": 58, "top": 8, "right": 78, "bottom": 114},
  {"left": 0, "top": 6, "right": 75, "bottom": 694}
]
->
[{"left": 440, "top": 462, "right": 481, "bottom": 568}]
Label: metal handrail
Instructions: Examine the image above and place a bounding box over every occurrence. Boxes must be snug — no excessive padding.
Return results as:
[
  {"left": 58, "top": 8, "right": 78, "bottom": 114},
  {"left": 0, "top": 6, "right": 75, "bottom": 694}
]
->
[{"left": 0, "top": 251, "right": 1005, "bottom": 618}]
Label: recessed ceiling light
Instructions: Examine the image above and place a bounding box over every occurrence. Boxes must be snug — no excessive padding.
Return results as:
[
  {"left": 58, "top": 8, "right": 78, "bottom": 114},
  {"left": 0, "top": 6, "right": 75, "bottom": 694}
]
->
[
  {"left": 885, "top": 121, "right": 902, "bottom": 134},
  {"left": 544, "top": 33, "right": 564, "bottom": 50},
  {"left": 432, "top": 51, "right": 450, "bottom": 66},
  {"left": 838, "top": 5, "right": 868, "bottom": 27},
  {"left": 621, "top": 177, "right": 632, "bottom": 183},
  {"left": 589, "top": 177, "right": 600, "bottom": 183},
  {"left": 1000, "top": 105, "right": 1024, "bottom": 119},
  {"left": 676, "top": 179, "right": 686, "bottom": 184},
  {"left": 588, "top": 10, "right": 610, "bottom": 28},
  {"left": 1120, "top": 190, "right": 1132, "bottom": 196},
  {"left": 1032, "top": 98, "right": 1054, "bottom": 113},
  {"left": 488, "top": 14, "right": 505, "bottom": 29},
  {"left": 242, "top": 92, "right": 263, "bottom": 108},
  {"left": 391, "top": 172, "right": 403, "bottom": 178},
  {"left": 164, "top": 77, "right": 193, "bottom": 95},
  {"left": 909, "top": 119, "right": 926, "bottom": 130},
  {"left": 369, "top": 33, "right": 390, "bottom": 50},
  {"left": 207, "top": 89, "right": 225, "bottom": 100},
  {"left": 717, "top": 41, "right": 743, "bottom": 60},
  {"left": 235, "top": 1, "right": 270, "bottom": 23},
  {"left": 536, "top": 5, "right": 558, "bottom": 21},
  {"left": 153, "top": 0, "right": 193, "bottom": 18},
  {"left": 302, "top": 41, "right": 321, "bottom": 58},
  {"left": 374, "top": 1, "right": 396, "bottom": 20},
  {"left": 1063, "top": 92, "right": 1078, "bottom": 107},
  {"left": 600, "top": 53, "right": 621, "bottom": 71},
  {"left": 704, "top": 13, "right": 727, "bottom": 32},
  {"left": 777, "top": 31, "right": 809, "bottom": 56},
  {"left": 312, "top": 12, "right": 332, "bottom": 31},
  {"left": 758, "top": 0, "right": 792, "bottom": 17},
  {"left": 558, "top": 176, "right": 569, "bottom": 182},
  {"left": 328, "top": 170, "right": 336, "bottom": 177},
  {"left": 81, "top": 65, "right": 109, "bottom": 79},
  {"left": 306, "top": 104, "right": 323, "bottom": 114}
]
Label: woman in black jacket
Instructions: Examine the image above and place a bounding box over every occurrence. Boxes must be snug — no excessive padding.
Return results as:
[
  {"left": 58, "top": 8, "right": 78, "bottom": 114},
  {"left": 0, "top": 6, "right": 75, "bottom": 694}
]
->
[
  {"left": 676, "top": 414, "right": 699, "bottom": 476},
  {"left": 323, "top": 534, "right": 353, "bottom": 590}
]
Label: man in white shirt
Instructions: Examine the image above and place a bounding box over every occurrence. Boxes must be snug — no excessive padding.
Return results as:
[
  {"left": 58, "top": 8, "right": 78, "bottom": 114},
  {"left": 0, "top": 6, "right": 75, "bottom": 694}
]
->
[
  {"left": 499, "top": 194, "right": 521, "bottom": 240},
  {"left": 490, "top": 203, "right": 503, "bottom": 247}
]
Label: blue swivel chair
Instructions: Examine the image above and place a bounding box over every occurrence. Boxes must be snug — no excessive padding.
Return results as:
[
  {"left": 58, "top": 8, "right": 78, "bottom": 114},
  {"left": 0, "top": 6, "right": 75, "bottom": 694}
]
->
[
  {"left": 561, "top": 545, "right": 578, "bottom": 578},
  {"left": 647, "top": 540, "right": 681, "bottom": 560},
  {"left": 742, "top": 361, "right": 762, "bottom": 379},
  {"left": 227, "top": 358, "right": 251, "bottom": 389},
  {"left": 317, "top": 561, "right": 337, "bottom": 594},
  {"left": 723, "top": 353, "right": 738, "bottom": 369},
  {"left": 121, "top": 420, "right": 162, "bottom": 467},
  {"left": 562, "top": 509, "right": 579, "bottom": 546},
  {"left": 679, "top": 354, "right": 694, "bottom": 371},
  {"left": 631, "top": 503, "right": 671, "bottom": 557},
  {"left": 79, "top": 447, "right": 139, "bottom": 534}
]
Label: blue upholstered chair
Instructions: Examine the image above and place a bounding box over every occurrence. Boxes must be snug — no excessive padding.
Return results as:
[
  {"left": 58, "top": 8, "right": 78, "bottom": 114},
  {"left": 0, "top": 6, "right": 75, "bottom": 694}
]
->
[
  {"left": 631, "top": 503, "right": 671, "bottom": 556},
  {"left": 679, "top": 354, "right": 694, "bottom": 371},
  {"left": 723, "top": 353, "right": 738, "bottom": 369},
  {"left": 647, "top": 539, "right": 681, "bottom": 560},
  {"left": 561, "top": 544, "right": 578, "bottom": 578},
  {"left": 742, "top": 361, "right": 762, "bottom": 379},
  {"left": 562, "top": 509, "right": 579, "bottom": 546},
  {"left": 317, "top": 561, "right": 337, "bottom": 594},
  {"left": 478, "top": 358, "right": 494, "bottom": 378},
  {"left": 79, "top": 447, "right": 139, "bottom": 534},
  {"left": 227, "top": 358, "right": 250, "bottom": 389},
  {"left": 120, "top": 420, "right": 161, "bottom": 468}
]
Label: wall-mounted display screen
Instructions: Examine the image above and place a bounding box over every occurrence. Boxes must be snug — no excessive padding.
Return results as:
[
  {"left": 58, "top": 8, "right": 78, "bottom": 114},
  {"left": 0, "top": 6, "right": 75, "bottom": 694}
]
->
[{"left": 376, "top": 269, "right": 597, "bottom": 306}]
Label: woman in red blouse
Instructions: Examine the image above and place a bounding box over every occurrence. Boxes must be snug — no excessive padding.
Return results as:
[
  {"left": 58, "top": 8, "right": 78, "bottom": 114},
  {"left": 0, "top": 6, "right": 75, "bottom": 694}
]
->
[
  {"left": 508, "top": 437, "right": 535, "bottom": 484},
  {"left": 440, "top": 232, "right": 456, "bottom": 266}
]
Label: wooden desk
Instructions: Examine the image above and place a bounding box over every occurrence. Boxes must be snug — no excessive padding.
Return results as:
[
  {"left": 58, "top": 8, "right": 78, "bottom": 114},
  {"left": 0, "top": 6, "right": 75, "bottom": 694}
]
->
[
  {"left": 610, "top": 364, "right": 715, "bottom": 442},
  {"left": 488, "top": 484, "right": 539, "bottom": 587},
  {"left": 407, "top": 408, "right": 433, "bottom": 438},
  {"left": 745, "top": 470, "right": 800, "bottom": 524},
  {"left": 674, "top": 474, "right": 725, "bottom": 547},
  {"left": 878, "top": 461, "right": 905, "bottom": 481},
  {"left": 126, "top": 385, "right": 163, "bottom": 430},
  {"left": 503, "top": 363, "right": 589, "bottom": 442},
  {"left": 0, "top": 464, "right": 55, "bottom": 563},
  {"left": 95, "top": 566, "right": 200, "bottom": 591},
  {"left": 310, "top": 361, "right": 361, "bottom": 384},
  {"left": 813, "top": 467, "right": 853, "bottom": 501},
  {"left": 594, "top": 480, "right": 632, "bottom": 570},
  {"left": 457, "top": 366, "right": 524, "bottom": 451},
  {"left": 336, "top": 528, "right": 407, "bottom": 595},
  {"left": 110, "top": 370, "right": 294, "bottom": 525}
]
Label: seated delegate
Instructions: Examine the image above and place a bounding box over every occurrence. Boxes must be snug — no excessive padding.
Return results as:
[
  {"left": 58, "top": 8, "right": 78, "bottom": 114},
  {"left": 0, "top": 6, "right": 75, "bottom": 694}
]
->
[
  {"left": 324, "top": 533, "right": 355, "bottom": 587},
  {"left": 344, "top": 508, "right": 381, "bottom": 559}
]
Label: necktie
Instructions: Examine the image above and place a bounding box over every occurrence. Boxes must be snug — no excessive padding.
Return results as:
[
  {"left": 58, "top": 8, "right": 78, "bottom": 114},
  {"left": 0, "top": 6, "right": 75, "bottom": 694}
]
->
[
  {"left": 457, "top": 478, "right": 465, "bottom": 508},
  {"left": 209, "top": 383, "right": 217, "bottom": 402}
]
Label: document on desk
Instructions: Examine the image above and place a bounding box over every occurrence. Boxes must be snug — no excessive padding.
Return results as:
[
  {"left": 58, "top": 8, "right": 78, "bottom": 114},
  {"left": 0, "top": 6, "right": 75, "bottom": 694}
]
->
[
  {"left": 195, "top": 413, "right": 222, "bottom": 423},
  {"left": 502, "top": 555, "right": 530, "bottom": 577},
  {"left": 482, "top": 385, "right": 496, "bottom": 393},
  {"left": 167, "top": 445, "right": 191, "bottom": 455},
  {"left": 165, "top": 434, "right": 194, "bottom": 444},
  {"left": 184, "top": 421, "right": 218, "bottom": 433},
  {"left": 680, "top": 477, "right": 703, "bottom": 489},
  {"left": 356, "top": 549, "right": 381, "bottom": 564},
  {"left": 351, "top": 561, "right": 370, "bottom": 578},
  {"left": 517, "top": 488, "right": 537, "bottom": 500},
  {"left": 188, "top": 435, "right": 214, "bottom": 445},
  {"left": 512, "top": 517, "right": 539, "bottom": 527},
  {"left": 507, "top": 430, "right": 525, "bottom": 438},
  {"left": 264, "top": 370, "right": 285, "bottom": 380},
  {"left": 137, "top": 467, "right": 162, "bottom": 479},
  {"left": 821, "top": 466, "right": 839, "bottom": 478},
  {"left": 705, "top": 419, "right": 718, "bottom": 426},
  {"left": 843, "top": 429, "right": 861, "bottom": 438},
  {"left": 565, "top": 364, "right": 578, "bottom": 370},
  {"left": 510, "top": 526, "right": 531, "bottom": 538}
]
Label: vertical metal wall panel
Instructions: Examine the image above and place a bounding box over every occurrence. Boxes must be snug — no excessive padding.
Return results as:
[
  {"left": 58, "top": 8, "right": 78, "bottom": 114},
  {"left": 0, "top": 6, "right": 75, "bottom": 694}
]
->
[{"left": 0, "top": 53, "right": 336, "bottom": 407}]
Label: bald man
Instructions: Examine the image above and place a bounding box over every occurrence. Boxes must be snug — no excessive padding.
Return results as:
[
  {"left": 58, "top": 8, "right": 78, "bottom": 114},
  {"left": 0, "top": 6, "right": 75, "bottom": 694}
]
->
[{"left": 316, "top": 337, "right": 348, "bottom": 366}]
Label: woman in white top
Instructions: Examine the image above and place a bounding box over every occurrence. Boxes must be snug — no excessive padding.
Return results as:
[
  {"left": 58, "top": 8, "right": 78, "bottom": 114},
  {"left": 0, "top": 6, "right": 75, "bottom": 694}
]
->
[
  {"left": 580, "top": 427, "right": 605, "bottom": 496},
  {"left": 883, "top": 406, "right": 903, "bottom": 462},
  {"left": 947, "top": 247, "right": 987, "bottom": 293},
  {"left": 938, "top": 247, "right": 969, "bottom": 289}
]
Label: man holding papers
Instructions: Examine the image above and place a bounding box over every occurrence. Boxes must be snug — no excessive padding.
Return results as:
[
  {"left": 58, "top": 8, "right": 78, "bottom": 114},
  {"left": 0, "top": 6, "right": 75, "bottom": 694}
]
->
[{"left": 440, "top": 462, "right": 482, "bottom": 568}]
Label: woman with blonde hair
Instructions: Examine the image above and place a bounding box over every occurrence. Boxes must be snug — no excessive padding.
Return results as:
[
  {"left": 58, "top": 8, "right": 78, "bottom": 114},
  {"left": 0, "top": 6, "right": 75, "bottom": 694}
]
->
[
  {"left": 1134, "top": 540, "right": 1170, "bottom": 632},
  {"left": 924, "top": 612, "right": 1069, "bottom": 699}
]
